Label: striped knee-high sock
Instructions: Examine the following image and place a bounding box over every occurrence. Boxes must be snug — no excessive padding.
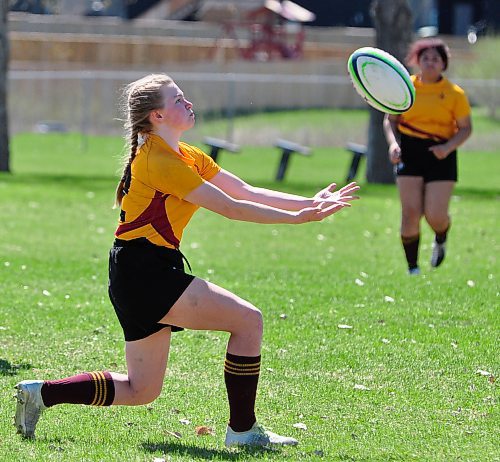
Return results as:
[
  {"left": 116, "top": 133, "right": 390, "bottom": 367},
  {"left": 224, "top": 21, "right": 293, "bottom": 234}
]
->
[
  {"left": 41, "top": 371, "right": 115, "bottom": 407},
  {"left": 224, "top": 353, "right": 261, "bottom": 432}
]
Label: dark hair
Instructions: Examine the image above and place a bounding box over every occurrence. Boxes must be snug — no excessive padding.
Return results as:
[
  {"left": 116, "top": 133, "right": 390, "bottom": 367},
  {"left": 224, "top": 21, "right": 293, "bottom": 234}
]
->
[
  {"left": 114, "top": 74, "right": 174, "bottom": 207},
  {"left": 406, "top": 38, "right": 451, "bottom": 71}
]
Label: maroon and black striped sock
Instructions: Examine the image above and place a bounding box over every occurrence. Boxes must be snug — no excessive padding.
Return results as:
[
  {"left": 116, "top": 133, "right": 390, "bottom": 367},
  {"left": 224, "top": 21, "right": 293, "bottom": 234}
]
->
[
  {"left": 224, "top": 353, "right": 261, "bottom": 432},
  {"left": 41, "top": 371, "right": 115, "bottom": 407}
]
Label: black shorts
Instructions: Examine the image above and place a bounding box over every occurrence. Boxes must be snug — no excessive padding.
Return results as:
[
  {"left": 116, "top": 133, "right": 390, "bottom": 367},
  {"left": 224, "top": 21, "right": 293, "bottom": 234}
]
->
[
  {"left": 396, "top": 134, "right": 458, "bottom": 183},
  {"left": 108, "top": 238, "right": 195, "bottom": 342}
]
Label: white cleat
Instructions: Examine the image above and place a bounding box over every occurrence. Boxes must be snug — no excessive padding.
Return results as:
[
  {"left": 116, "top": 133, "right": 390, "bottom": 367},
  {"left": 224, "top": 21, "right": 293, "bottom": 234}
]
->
[
  {"left": 14, "top": 380, "right": 46, "bottom": 439},
  {"left": 431, "top": 242, "right": 446, "bottom": 268},
  {"left": 225, "top": 422, "right": 298, "bottom": 448}
]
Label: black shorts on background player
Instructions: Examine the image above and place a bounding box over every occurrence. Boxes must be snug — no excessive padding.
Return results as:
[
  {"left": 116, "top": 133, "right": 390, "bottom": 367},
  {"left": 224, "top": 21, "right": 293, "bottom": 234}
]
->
[{"left": 396, "top": 133, "right": 457, "bottom": 182}]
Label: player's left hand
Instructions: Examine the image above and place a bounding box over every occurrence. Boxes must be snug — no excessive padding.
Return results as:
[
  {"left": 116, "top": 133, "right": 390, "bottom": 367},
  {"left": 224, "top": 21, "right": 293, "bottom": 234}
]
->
[
  {"left": 313, "top": 182, "right": 360, "bottom": 206},
  {"left": 428, "top": 143, "right": 451, "bottom": 160}
]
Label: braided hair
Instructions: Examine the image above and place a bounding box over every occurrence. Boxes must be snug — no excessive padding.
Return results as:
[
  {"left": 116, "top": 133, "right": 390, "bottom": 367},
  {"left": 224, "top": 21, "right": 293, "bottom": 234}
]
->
[{"left": 115, "top": 74, "right": 174, "bottom": 207}]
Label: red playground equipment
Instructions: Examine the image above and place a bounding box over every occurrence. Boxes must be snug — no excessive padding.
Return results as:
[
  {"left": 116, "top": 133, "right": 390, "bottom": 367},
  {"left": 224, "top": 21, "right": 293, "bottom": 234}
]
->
[{"left": 215, "top": 0, "right": 316, "bottom": 61}]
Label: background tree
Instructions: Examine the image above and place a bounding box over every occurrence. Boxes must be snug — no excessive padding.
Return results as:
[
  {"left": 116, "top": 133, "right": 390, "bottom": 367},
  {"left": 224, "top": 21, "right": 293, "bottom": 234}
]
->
[
  {"left": 367, "top": 0, "right": 413, "bottom": 183},
  {"left": 0, "top": 0, "right": 9, "bottom": 172}
]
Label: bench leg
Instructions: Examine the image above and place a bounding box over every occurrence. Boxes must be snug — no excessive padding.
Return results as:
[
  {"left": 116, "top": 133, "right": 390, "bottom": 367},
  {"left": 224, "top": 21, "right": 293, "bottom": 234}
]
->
[
  {"left": 210, "top": 147, "right": 221, "bottom": 162},
  {"left": 276, "top": 150, "right": 292, "bottom": 181},
  {"left": 346, "top": 152, "right": 364, "bottom": 182}
]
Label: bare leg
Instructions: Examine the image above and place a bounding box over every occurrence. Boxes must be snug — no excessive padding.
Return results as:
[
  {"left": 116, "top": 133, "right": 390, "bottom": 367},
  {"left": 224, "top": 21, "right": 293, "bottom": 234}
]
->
[
  {"left": 397, "top": 176, "right": 424, "bottom": 236},
  {"left": 396, "top": 177, "right": 424, "bottom": 270},
  {"left": 160, "top": 278, "right": 263, "bottom": 356},
  {"left": 424, "top": 181, "right": 455, "bottom": 233},
  {"left": 112, "top": 327, "right": 172, "bottom": 405}
]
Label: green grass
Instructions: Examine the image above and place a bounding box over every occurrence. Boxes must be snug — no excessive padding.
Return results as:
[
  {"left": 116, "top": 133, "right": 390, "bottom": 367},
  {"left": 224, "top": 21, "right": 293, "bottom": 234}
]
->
[{"left": 0, "top": 118, "right": 499, "bottom": 461}]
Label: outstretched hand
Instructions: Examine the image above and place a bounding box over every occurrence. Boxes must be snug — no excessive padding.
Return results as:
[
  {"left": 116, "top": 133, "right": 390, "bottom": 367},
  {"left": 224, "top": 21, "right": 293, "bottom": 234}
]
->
[
  {"left": 296, "top": 182, "right": 360, "bottom": 224},
  {"left": 312, "top": 182, "right": 360, "bottom": 207}
]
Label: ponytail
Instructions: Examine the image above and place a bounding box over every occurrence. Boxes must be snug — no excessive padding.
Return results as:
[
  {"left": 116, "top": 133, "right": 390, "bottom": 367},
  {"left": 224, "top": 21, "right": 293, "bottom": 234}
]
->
[
  {"left": 114, "top": 73, "right": 174, "bottom": 208},
  {"left": 114, "top": 127, "right": 139, "bottom": 208}
]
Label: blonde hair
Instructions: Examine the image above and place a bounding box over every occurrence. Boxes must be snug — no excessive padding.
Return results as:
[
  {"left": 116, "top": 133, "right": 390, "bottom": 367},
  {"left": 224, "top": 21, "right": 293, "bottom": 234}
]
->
[{"left": 115, "top": 73, "right": 174, "bottom": 207}]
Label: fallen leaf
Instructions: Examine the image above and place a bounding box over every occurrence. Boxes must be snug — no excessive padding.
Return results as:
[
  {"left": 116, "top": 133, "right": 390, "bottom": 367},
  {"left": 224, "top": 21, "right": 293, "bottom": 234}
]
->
[
  {"left": 195, "top": 426, "right": 215, "bottom": 436},
  {"left": 354, "top": 384, "right": 370, "bottom": 391},
  {"left": 165, "top": 430, "right": 182, "bottom": 439},
  {"left": 293, "top": 422, "right": 307, "bottom": 430},
  {"left": 476, "top": 369, "right": 492, "bottom": 376}
]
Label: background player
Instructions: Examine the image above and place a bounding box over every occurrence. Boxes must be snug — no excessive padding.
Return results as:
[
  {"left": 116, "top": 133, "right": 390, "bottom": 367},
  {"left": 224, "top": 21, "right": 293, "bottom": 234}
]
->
[{"left": 383, "top": 38, "right": 472, "bottom": 274}]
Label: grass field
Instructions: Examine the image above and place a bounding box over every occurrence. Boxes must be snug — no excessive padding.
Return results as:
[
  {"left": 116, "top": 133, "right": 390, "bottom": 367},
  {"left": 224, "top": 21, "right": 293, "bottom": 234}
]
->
[{"left": 0, "top": 111, "right": 498, "bottom": 461}]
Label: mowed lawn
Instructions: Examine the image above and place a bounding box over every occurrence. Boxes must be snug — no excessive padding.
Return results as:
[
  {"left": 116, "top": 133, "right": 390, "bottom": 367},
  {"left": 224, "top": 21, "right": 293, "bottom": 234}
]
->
[{"left": 0, "top": 121, "right": 498, "bottom": 461}]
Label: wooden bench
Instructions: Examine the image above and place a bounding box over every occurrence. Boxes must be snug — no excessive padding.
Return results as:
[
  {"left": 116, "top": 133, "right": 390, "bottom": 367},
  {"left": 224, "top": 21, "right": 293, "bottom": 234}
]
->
[
  {"left": 274, "top": 139, "right": 311, "bottom": 181},
  {"left": 35, "top": 120, "right": 67, "bottom": 133},
  {"left": 345, "top": 142, "right": 366, "bottom": 182},
  {"left": 203, "top": 137, "right": 240, "bottom": 163}
]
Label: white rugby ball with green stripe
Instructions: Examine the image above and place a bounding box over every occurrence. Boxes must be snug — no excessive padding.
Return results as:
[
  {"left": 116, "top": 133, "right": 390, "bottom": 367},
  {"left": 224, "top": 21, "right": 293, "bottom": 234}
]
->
[{"left": 347, "top": 47, "right": 415, "bottom": 114}]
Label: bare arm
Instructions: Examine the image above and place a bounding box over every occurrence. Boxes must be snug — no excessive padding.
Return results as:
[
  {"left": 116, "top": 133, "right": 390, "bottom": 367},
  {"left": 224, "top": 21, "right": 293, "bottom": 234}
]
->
[
  {"left": 183, "top": 180, "right": 354, "bottom": 225},
  {"left": 210, "top": 169, "right": 312, "bottom": 210},
  {"left": 428, "top": 115, "right": 472, "bottom": 160},
  {"left": 210, "top": 169, "right": 359, "bottom": 210},
  {"left": 383, "top": 114, "right": 402, "bottom": 164}
]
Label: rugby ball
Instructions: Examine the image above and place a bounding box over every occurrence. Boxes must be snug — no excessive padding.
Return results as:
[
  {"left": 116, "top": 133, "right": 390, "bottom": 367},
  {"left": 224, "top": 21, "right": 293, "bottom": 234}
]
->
[{"left": 347, "top": 47, "right": 415, "bottom": 114}]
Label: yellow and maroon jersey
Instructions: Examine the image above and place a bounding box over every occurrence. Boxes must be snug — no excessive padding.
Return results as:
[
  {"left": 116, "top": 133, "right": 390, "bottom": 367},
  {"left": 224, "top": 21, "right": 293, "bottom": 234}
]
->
[
  {"left": 115, "top": 134, "right": 221, "bottom": 249},
  {"left": 399, "top": 75, "right": 471, "bottom": 141}
]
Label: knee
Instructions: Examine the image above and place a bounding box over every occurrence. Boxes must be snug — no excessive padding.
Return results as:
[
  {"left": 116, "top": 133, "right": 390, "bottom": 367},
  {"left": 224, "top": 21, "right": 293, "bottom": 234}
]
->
[
  {"left": 129, "top": 382, "right": 162, "bottom": 405},
  {"left": 425, "top": 211, "right": 448, "bottom": 230},
  {"left": 238, "top": 306, "right": 264, "bottom": 339},
  {"left": 245, "top": 307, "right": 263, "bottom": 334}
]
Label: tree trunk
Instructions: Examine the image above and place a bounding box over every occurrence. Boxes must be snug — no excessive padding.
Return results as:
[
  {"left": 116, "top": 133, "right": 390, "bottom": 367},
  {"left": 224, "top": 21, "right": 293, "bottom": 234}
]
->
[
  {"left": 366, "top": 0, "right": 412, "bottom": 184},
  {"left": 0, "top": 0, "right": 9, "bottom": 172}
]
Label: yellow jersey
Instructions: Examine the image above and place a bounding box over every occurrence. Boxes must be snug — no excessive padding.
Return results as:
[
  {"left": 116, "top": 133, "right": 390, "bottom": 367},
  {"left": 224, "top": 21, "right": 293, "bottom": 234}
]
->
[
  {"left": 115, "top": 134, "right": 221, "bottom": 248},
  {"left": 399, "top": 75, "right": 471, "bottom": 141}
]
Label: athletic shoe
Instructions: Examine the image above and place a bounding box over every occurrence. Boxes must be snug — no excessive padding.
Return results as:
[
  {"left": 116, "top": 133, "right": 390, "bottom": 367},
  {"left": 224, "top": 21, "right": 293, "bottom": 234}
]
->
[
  {"left": 408, "top": 266, "right": 421, "bottom": 276},
  {"left": 431, "top": 242, "right": 446, "bottom": 268},
  {"left": 225, "top": 422, "right": 298, "bottom": 447},
  {"left": 14, "top": 380, "right": 46, "bottom": 439}
]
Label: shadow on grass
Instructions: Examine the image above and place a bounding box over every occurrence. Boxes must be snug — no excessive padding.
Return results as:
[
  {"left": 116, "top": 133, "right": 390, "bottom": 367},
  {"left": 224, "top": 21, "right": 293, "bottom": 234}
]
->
[
  {"left": 141, "top": 440, "right": 277, "bottom": 460},
  {"left": 0, "top": 359, "right": 32, "bottom": 376}
]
